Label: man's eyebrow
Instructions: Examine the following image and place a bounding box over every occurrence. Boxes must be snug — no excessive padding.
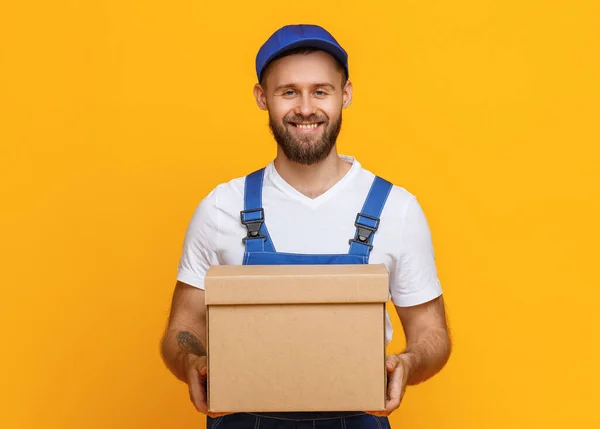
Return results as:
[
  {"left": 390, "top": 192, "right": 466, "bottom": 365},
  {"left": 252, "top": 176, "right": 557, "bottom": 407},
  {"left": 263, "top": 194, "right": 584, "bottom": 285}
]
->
[
  {"left": 314, "top": 83, "right": 336, "bottom": 90},
  {"left": 273, "top": 83, "right": 294, "bottom": 91},
  {"left": 274, "top": 83, "right": 337, "bottom": 91}
]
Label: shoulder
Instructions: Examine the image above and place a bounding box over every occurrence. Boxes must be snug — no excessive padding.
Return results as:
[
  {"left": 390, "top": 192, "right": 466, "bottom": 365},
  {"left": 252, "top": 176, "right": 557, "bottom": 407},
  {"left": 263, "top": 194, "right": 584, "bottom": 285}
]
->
[
  {"left": 381, "top": 184, "right": 420, "bottom": 233},
  {"left": 354, "top": 163, "right": 418, "bottom": 219},
  {"left": 213, "top": 174, "right": 246, "bottom": 203},
  {"left": 352, "top": 163, "right": 433, "bottom": 245}
]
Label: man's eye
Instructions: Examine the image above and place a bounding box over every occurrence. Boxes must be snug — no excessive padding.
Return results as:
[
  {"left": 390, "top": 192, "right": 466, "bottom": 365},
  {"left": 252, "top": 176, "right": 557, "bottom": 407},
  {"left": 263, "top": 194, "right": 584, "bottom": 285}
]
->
[
  {"left": 315, "top": 90, "right": 327, "bottom": 96},
  {"left": 284, "top": 90, "right": 296, "bottom": 96}
]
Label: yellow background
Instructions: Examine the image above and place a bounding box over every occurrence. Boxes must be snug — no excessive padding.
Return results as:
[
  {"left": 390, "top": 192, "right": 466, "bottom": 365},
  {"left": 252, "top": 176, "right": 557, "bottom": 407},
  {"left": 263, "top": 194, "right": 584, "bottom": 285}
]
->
[{"left": 1, "top": 0, "right": 599, "bottom": 428}]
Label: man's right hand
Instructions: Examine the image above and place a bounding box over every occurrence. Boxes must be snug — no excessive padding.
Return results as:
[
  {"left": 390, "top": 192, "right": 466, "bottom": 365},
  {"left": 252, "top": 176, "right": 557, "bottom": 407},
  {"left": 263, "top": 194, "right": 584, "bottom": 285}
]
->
[{"left": 184, "top": 354, "right": 229, "bottom": 418}]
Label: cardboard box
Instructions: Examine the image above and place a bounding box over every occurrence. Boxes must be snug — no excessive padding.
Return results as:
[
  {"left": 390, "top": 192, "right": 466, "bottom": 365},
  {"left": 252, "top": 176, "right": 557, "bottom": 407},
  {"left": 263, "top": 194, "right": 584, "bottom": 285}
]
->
[{"left": 205, "top": 264, "right": 389, "bottom": 413}]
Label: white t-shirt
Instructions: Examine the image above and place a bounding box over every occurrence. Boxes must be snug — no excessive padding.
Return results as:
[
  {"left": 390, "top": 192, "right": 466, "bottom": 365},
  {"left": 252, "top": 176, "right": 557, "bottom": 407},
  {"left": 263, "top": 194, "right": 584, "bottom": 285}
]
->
[{"left": 177, "top": 155, "right": 443, "bottom": 344}]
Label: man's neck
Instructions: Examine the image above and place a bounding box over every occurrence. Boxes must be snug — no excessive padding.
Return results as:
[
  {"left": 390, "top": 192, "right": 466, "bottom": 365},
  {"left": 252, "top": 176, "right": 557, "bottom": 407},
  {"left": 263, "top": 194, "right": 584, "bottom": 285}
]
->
[{"left": 273, "top": 148, "right": 352, "bottom": 199}]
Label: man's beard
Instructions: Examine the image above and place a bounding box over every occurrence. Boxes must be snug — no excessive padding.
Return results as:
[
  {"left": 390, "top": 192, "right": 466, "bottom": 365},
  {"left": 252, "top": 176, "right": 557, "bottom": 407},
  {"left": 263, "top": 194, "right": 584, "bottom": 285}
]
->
[{"left": 268, "top": 112, "right": 342, "bottom": 165}]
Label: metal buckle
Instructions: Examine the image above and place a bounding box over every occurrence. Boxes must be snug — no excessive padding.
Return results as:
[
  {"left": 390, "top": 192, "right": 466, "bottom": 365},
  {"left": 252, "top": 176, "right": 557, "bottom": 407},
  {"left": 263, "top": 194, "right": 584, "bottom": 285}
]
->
[
  {"left": 348, "top": 213, "right": 380, "bottom": 249},
  {"left": 240, "top": 208, "right": 266, "bottom": 243}
]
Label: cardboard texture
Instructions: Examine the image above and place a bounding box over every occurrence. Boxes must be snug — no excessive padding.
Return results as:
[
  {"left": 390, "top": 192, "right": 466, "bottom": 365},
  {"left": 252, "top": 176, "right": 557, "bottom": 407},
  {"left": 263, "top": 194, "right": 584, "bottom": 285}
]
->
[{"left": 205, "top": 264, "right": 389, "bottom": 413}]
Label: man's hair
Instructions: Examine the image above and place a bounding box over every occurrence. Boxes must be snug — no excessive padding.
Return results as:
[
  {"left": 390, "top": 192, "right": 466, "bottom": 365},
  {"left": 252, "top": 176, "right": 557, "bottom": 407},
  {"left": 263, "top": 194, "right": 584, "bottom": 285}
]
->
[{"left": 259, "top": 47, "right": 348, "bottom": 88}]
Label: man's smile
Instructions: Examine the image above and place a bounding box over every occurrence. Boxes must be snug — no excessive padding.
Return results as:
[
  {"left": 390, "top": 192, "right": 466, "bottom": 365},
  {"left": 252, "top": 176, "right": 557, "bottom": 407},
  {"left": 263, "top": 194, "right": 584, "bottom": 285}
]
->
[{"left": 287, "top": 121, "right": 324, "bottom": 132}]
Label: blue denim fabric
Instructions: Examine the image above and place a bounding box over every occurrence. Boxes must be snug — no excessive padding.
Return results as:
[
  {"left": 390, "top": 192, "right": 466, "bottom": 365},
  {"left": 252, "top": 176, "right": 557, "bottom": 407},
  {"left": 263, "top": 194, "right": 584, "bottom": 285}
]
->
[{"left": 208, "top": 412, "right": 391, "bottom": 429}]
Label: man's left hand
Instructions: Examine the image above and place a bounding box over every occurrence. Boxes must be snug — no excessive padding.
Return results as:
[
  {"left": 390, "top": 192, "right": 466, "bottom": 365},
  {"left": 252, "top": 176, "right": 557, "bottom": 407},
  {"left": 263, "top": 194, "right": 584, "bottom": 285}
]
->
[{"left": 366, "top": 354, "right": 410, "bottom": 417}]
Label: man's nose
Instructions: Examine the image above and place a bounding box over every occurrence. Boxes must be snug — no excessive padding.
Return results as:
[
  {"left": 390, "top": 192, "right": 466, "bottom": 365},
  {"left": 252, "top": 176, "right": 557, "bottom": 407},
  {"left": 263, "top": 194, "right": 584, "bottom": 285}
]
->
[{"left": 294, "top": 93, "right": 317, "bottom": 117}]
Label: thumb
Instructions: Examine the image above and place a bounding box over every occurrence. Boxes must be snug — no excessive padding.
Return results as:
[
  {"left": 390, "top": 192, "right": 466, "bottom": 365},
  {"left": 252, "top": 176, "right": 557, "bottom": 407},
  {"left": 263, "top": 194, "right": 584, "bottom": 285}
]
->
[
  {"left": 385, "top": 355, "right": 398, "bottom": 373},
  {"left": 199, "top": 363, "right": 208, "bottom": 377}
]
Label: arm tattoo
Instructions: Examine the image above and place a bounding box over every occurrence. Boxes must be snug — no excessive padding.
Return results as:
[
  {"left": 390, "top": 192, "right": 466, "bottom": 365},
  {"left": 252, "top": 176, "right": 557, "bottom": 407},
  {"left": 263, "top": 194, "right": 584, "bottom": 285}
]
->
[{"left": 176, "top": 331, "right": 207, "bottom": 356}]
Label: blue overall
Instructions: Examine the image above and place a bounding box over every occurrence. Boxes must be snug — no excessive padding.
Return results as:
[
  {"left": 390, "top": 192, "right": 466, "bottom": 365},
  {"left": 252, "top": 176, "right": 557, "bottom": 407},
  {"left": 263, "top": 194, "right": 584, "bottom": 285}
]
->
[{"left": 207, "top": 168, "right": 394, "bottom": 429}]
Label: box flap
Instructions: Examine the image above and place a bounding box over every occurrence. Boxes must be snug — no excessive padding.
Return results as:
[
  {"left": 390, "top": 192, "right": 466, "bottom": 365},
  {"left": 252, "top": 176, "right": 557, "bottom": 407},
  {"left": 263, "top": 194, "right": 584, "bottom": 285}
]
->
[{"left": 205, "top": 264, "right": 389, "bottom": 305}]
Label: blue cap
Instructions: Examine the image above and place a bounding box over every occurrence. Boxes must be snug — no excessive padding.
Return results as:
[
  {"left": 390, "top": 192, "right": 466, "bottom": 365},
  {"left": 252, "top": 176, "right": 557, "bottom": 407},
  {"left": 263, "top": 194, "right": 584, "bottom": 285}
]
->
[{"left": 256, "top": 24, "right": 349, "bottom": 82}]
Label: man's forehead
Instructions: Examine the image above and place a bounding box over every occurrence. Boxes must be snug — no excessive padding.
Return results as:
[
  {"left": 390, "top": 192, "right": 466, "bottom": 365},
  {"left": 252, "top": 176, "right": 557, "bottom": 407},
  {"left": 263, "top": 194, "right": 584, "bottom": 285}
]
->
[{"left": 264, "top": 51, "right": 343, "bottom": 86}]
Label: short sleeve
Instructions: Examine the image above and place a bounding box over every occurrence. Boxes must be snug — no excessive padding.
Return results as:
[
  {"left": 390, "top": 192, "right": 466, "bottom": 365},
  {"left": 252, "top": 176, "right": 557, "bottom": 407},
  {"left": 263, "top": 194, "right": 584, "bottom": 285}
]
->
[
  {"left": 176, "top": 188, "right": 220, "bottom": 289},
  {"left": 390, "top": 196, "right": 443, "bottom": 307}
]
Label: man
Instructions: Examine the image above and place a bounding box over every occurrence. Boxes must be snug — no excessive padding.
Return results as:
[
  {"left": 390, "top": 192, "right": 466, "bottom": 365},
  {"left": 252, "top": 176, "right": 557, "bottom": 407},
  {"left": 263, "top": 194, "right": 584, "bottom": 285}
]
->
[{"left": 160, "top": 24, "right": 452, "bottom": 429}]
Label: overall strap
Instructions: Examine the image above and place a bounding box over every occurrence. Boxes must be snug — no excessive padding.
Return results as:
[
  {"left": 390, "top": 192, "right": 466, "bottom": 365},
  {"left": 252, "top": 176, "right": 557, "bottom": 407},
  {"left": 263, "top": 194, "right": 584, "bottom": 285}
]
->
[
  {"left": 348, "top": 176, "right": 393, "bottom": 259},
  {"left": 241, "top": 168, "right": 276, "bottom": 253}
]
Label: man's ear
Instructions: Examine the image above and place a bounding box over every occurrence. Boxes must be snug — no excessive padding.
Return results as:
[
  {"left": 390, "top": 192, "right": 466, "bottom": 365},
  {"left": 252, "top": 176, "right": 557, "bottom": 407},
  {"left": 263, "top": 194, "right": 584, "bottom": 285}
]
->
[
  {"left": 253, "top": 83, "right": 268, "bottom": 111},
  {"left": 342, "top": 80, "right": 353, "bottom": 109}
]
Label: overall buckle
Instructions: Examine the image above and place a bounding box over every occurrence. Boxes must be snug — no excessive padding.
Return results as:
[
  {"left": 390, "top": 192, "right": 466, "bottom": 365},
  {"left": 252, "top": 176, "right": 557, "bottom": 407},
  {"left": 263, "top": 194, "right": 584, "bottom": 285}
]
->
[
  {"left": 240, "top": 208, "right": 266, "bottom": 243},
  {"left": 348, "top": 213, "right": 380, "bottom": 249}
]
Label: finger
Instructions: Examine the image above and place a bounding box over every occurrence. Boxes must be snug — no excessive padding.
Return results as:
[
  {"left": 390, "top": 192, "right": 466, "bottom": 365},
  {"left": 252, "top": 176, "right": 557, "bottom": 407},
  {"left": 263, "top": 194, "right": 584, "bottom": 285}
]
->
[
  {"left": 385, "top": 368, "right": 404, "bottom": 412},
  {"left": 385, "top": 396, "right": 401, "bottom": 413},
  {"left": 385, "top": 355, "right": 398, "bottom": 373},
  {"left": 188, "top": 369, "right": 209, "bottom": 414}
]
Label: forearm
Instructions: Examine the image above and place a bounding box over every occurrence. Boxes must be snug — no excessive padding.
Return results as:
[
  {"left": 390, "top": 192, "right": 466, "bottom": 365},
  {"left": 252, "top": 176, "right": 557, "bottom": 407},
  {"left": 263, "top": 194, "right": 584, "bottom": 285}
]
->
[
  {"left": 160, "top": 327, "right": 207, "bottom": 383},
  {"left": 399, "top": 326, "right": 451, "bottom": 386}
]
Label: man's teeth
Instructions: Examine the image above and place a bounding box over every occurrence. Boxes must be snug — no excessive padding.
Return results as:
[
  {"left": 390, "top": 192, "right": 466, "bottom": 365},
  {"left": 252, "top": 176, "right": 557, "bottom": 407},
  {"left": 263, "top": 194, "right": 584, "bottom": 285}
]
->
[{"left": 296, "top": 123, "right": 319, "bottom": 129}]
